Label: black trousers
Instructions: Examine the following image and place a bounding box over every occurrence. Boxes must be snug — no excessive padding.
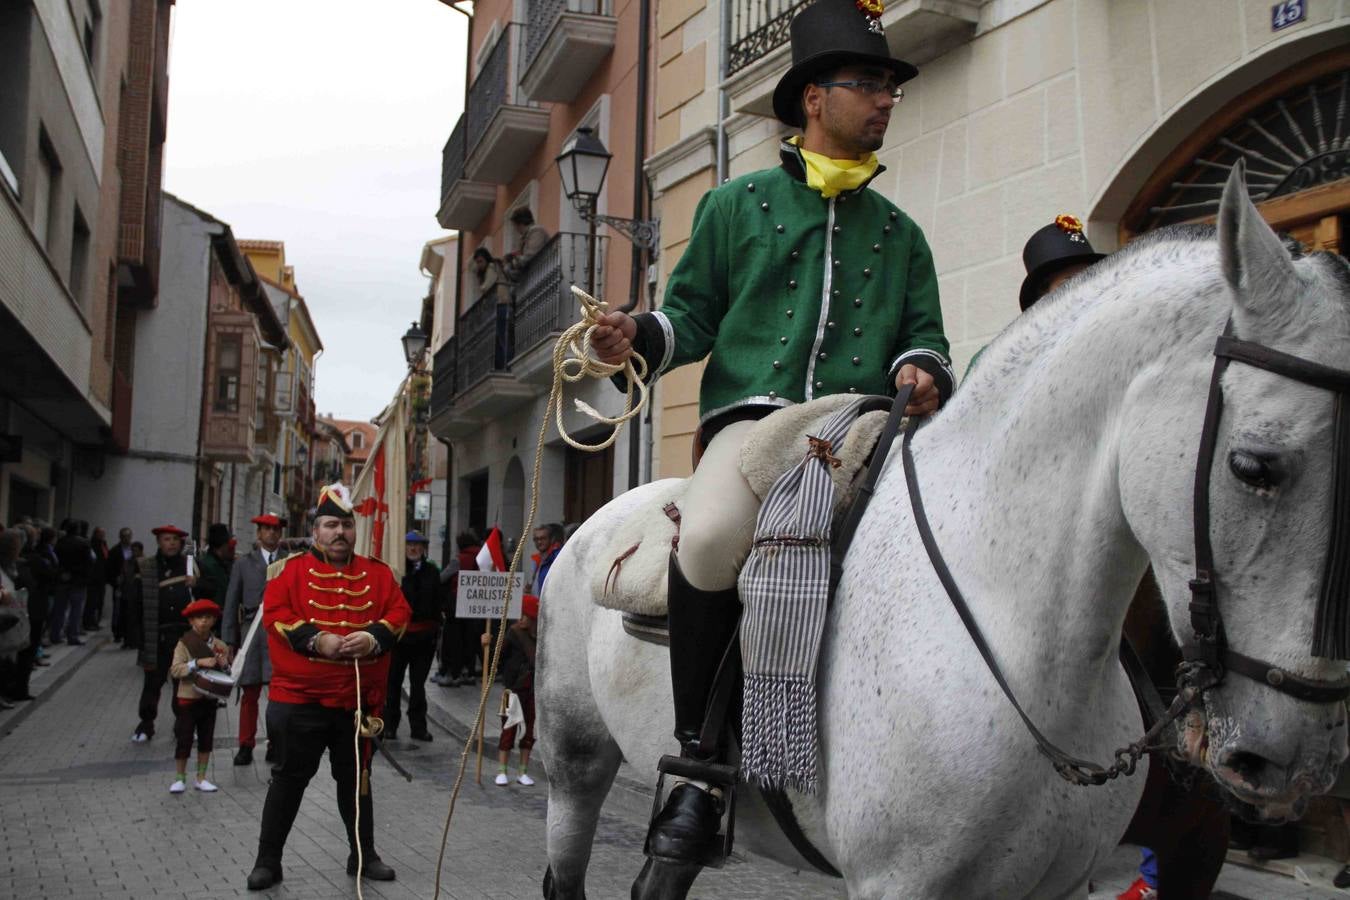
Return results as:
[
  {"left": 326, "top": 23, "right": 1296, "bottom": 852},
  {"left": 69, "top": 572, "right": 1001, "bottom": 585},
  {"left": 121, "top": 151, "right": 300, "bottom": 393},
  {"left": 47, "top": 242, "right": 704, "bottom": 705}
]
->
[
  {"left": 438, "top": 617, "right": 481, "bottom": 677},
  {"left": 383, "top": 637, "right": 435, "bottom": 734},
  {"left": 173, "top": 697, "right": 217, "bottom": 759},
  {"left": 255, "top": 701, "right": 378, "bottom": 870},
  {"left": 137, "top": 640, "right": 177, "bottom": 731}
]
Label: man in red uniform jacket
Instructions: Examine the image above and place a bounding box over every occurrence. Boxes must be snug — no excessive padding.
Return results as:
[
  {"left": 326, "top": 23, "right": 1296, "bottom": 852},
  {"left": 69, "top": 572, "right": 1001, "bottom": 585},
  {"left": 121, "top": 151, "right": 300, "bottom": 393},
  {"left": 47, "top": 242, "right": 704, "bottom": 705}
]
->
[{"left": 246, "top": 484, "right": 411, "bottom": 892}]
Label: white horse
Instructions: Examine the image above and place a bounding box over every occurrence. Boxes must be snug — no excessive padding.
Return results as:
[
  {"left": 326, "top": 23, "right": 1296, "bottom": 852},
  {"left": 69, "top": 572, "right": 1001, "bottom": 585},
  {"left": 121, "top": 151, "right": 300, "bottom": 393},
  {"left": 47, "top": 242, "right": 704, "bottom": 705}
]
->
[{"left": 534, "top": 169, "right": 1350, "bottom": 898}]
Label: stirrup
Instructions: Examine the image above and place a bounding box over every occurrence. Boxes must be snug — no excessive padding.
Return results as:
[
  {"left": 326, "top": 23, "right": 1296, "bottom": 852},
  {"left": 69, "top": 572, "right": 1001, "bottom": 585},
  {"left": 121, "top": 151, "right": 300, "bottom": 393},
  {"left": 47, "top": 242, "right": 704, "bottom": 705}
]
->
[{"left": 646, "top": 754, "right": 739, "bottom": 867}]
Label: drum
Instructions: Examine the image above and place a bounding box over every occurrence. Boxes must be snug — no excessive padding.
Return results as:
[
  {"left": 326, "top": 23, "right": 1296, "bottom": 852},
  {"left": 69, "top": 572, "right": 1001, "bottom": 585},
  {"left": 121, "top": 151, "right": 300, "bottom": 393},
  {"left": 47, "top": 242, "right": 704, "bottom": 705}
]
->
[{"left": 192, "top": 668, "right": 236, "bottom": 701}]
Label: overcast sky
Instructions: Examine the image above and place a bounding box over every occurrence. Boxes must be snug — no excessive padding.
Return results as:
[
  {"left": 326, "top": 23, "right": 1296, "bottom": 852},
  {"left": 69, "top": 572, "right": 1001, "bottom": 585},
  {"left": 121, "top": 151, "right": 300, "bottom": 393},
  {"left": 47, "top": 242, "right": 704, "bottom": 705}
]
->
[{"left": 164, "top": 0, "right": 467, "bottom": 422}]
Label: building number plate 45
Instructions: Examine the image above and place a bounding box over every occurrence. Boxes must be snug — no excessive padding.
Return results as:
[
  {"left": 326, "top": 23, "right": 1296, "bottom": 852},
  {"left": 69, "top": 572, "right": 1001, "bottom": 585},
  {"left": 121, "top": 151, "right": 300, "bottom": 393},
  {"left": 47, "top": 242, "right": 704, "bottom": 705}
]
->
[{"left": 1271, "top": 0, "right": 1306, "bottom": 30}]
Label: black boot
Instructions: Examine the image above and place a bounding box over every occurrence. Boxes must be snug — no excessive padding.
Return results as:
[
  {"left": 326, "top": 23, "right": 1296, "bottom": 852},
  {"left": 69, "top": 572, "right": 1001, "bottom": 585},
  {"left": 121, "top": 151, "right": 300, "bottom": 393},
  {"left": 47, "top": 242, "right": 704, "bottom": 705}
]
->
[{"left": 644, "top": 554, "right": 741, "bottom": 864}]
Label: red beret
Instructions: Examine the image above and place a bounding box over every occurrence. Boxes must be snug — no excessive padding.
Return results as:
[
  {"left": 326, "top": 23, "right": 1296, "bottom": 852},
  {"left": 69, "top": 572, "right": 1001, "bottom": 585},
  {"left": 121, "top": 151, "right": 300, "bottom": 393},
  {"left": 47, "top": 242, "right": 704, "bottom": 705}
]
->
[
  {"left": 251, "top": 514, "right": 287, "bottom": 528},
  {"left": 151, "top": 524, "right": 188, "bottom": 537},
  {"left": 522, "top": 594, "right": 539, "bottom": 620},
  {"left": 182, "top": 599, "right": 222, "bottom": 620}
]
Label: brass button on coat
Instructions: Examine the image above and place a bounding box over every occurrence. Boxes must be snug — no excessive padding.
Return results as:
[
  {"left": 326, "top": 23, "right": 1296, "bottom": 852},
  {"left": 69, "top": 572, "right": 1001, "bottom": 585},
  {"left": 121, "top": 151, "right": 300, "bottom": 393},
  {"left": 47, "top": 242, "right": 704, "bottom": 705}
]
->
[
  {"left": 776, "top": 225, "right": 785, "bottom": 233},
  {"left": 873, "top": 244, "right": 881, "bottom": 253},
  {"left": 791, "top": 250, "right": 800, "bottom": 260},
  {"left": 817, "top": 351, "right": 827, "bottom": 361},
  {"left": 773, "top": 360, "right": 782, "bottom": 369},
  {"left": 788, "top": 279, "right": 797, "bottom": 289},
  {"left": 826, "top": 321, "right": 836, "bottom": 330},
  {"left": 863, "top": 267, "right": 872, "bottom": 278},
  {"left": 747, "top": 183, "right": 755, "bottom": 192},
  {"left": 786, "top": 309, "right": 794, "bottom": 318},
  {"left": 779, "top": 336, "right": 788, "bottom": 344},
  {"left": 853, "top": 327, "right": 863, "bottom": 336},
  {"left": 852, "top": 356, "right": 861, "bottom": 365},
  {"left": 761, "top": 202, "right": 769, "bottom": 211},
  {"left": 853, "top": 298, "right": 863, "bottom": 308}
]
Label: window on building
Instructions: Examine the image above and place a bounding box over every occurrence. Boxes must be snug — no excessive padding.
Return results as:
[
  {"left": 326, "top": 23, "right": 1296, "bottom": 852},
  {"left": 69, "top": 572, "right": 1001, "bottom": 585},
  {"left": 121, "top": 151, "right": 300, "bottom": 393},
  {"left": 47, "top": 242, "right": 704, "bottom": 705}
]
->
[
  {"left": 352, "top": 462, "right": 363, "bottom": 481},
  {"left": 350, "top": 431, "right": 364, "bottom": 450},
  {"left": 103, "top": 263, "right": 116, "bottom": 361},
  {"left": 273, "top": 461, "right": 282, "bottom": 495},
  {"left": 215, "top": 334, "right": 242, "bottom": 412},
  {"left": 32, "top": 131, "right": 60, "bottom": 252},
  {"left": 275, "top": 353, "right": 293, "bottom": 410},
  {"left": 69, "top": 205, "right": 89, "bottom": 303},
  {"left": 256, "top": 351, "right": 269, "bottom": 425},
  {"left": 82, "top": 1, "right": 101, "bottom": 70}
]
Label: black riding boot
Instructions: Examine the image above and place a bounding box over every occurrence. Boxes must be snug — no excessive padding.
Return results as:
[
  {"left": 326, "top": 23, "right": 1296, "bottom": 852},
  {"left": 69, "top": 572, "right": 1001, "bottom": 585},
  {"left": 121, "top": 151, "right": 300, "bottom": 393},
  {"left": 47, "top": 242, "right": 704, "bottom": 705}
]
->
[{"left": 645, "top": 554, "right": 741, "bottom": 864}]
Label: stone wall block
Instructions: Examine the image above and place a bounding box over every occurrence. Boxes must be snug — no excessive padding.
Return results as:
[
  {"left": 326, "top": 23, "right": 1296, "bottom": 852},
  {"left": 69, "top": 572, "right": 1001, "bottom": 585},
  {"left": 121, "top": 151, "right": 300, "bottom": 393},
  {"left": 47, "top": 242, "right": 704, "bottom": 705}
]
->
[
  {"left": 1154, "top": 0, "right": 1242, "bottom": 112},
  {"left": 1077, "top": 0, "right": 1158, "bottom": 194},
  {"left": 932, "top": 183, "right": 1003, "bottom": 274},
  {"left": 919, "top": 44, "right": 972, "bottom": 134},
  {"left": 656, "top": 43, "right": 706, "bottom": 117},
  {"left": 1045, "top": 74, "right": 1081, "bottom": 160},
  {"left": 965, "top": 26, "right": 1005, "bottom": 113},
  {"left": 893, "top": 131, "right": 943, "bottom": 236},
  {"left": 1004, "top": 0, "right": 1075, "bottom": 96},
  {"left": 937, "top": 271, "right": 967, "bottom": 342},
  {"left": 967, "top": 89, "right": 1045, "bottom": 190},
  {"left": 963, "top": 255, "right": 1024, "bottom": 343},
  {"left": 1001, "top": 155, "right": 1086, "bottom": 256},
  {"left": 658, "top": 0, "right": 705, "bottom": 37},
  {"left": 939, "top": 122, "right": 967, "bottom": 201}
]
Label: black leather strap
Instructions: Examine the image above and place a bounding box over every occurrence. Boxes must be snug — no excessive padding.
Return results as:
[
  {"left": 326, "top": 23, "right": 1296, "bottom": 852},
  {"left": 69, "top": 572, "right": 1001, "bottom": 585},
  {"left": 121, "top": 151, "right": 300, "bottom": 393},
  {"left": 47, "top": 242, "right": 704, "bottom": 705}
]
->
[
  {"left": 829, "top": 391, "right": 910, "bottom": 599},
  {"left": 1223, "top": 649, "right": 1350, "bottom": 704},
  {"left": 1216, "top": 336, "right": 1350, "bottom": 393},
  {"left": 900, "top": 413, "right": 1110, "bottom": 783},
  {"left": 756, "top": 784, "right": 842, "bottom": 878}
]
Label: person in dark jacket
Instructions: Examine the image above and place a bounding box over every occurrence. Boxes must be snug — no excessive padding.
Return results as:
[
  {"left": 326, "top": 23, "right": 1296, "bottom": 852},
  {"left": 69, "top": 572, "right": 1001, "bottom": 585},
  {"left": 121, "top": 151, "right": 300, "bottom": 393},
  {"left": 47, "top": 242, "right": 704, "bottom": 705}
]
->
[
  {"left": 0, "top": 527, "right": 40, "bottom": 702},
  {"left": 383, "top": 532, "right": 440, "bottom": 741},
  {"left": 431, "top": 531, "right": 480, "bottom": 686},
  {"left": 128, "top": 525, "right": 197, "bottom": 742},
  {"left": 195, "top": 523, "right": 233, "bottom": 603},
  {"left": 106, "top": 527, "right": 136, "bottom": 642},
  {"left": 50, "top": 520, "right": 91, "bottom": 645},
  {"left": 22, "top": 526, "right": 54, "bottom": 666},
  {"left": 83, "top": 526, "right": 110, "bottom": 630}
]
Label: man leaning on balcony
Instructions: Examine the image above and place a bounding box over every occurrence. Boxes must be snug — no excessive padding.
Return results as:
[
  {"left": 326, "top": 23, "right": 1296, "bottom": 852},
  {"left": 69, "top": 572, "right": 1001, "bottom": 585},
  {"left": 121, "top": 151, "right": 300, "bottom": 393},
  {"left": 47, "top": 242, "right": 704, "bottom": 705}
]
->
[{"left": 591, "top": 0, "right": 951, "bottom": 874}]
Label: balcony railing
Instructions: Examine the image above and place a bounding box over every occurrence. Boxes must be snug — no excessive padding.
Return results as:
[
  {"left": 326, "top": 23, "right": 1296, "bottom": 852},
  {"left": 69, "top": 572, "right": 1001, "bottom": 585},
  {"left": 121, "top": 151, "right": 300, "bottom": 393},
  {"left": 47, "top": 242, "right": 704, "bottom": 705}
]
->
[
  {"left": 727, "top": 0, "right": 810, "bottom": 76},
  {"left": 467, "top": 23, "right": 530, "bottom": 155},
  {"left": 525, "top": 0, "right": 605, "bottom": 67},
  {"left": 440, "top": 115, "right": 466, "bottom": 205},
  {"left": 431, "top": 337, "right": 457, "bottom": 413},
  {"left": 514, "top": 232, "right": 608, "bottom": 358},
  {"left": 455, "top": 292, "right": 506, "bottom": 395},
  {"left": 520, "top": 0, "right": 616, "bottom": 104}
]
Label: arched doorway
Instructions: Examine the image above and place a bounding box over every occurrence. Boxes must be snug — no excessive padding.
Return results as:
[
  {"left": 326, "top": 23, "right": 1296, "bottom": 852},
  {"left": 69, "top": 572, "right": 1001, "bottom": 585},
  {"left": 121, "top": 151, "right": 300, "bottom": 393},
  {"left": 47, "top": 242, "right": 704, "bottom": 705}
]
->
[
  {"left": 1121, "top": 47, "right": 1348, "bottom": 252},
  {"left": 1117, "top": 46, "right": 1349, "bottom": 863}
]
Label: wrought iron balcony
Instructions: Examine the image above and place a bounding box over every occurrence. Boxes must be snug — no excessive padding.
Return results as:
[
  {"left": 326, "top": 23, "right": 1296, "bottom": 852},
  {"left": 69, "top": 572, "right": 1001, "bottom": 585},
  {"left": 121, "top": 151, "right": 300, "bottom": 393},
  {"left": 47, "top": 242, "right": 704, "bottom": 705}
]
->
[
  {"left": 449, "top": 288, "right": 536, "bottom": 421},
  {"left": 519, "top": 0, "right": 616, "bottom": 104},
  {"left": 437, "top": 114, "right": 495, "bottom": 230},
  {"left": 727, "top": 0, "right": 809, "bottom": 78},
  {"left": 465, "top": 23, "right": 550, "bottom": 185},
  {"left": 512, "top": 232, "right": 608, "bottom": 383}
]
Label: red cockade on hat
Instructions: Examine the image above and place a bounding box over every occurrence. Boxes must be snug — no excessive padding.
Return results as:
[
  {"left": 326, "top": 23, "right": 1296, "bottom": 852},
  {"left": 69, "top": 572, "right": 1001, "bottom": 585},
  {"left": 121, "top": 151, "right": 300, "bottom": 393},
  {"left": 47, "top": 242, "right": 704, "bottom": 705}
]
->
[
  {"left": 182, "top": 599, "right": 222, "bottom": 620},
  {"left": 522, "top": 594, "right": 540, "bottom": 620},
  {"left": 251, "top": 513, "right": 288, "bottom": 528},
  {"left": 151, "top": 524, "right": 188, "bottom": 537}
]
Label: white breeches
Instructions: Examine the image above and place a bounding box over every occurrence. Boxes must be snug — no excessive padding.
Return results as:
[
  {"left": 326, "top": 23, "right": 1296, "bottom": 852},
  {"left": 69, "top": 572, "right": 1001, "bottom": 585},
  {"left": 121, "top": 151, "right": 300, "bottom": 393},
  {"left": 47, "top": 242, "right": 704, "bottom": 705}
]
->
[{"left": 675, "top": 419, "right": 762, "bottom": 592}]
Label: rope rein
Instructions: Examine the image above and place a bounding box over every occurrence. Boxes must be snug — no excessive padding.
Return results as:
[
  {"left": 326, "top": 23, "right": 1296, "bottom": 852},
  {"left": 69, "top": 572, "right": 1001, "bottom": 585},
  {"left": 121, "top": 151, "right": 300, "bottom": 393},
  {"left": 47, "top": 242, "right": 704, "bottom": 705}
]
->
[{"left": 432, "top": 286, "right": 649, "bottom": 899}]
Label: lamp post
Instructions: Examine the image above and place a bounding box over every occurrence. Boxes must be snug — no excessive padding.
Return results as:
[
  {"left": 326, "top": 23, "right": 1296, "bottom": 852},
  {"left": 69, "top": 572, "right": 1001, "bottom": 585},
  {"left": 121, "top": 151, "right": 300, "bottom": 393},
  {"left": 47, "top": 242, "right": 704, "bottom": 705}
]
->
[
  {"left": 555, "top": 127, "right": 659, "bottom": 295},
  {"left": 401, "top": 321, "right": 431, "bottom": 528}
]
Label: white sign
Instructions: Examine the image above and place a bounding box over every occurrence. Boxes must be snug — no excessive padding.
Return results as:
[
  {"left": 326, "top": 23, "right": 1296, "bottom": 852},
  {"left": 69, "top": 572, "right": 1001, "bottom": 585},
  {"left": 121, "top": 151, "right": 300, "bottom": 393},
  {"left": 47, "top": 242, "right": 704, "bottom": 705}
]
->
[
  {"left": 413, "top": 490, "right": 432, "bottom": 521},
  {"left": 456, "top": 571, "right": 524, "bottom": 619}
]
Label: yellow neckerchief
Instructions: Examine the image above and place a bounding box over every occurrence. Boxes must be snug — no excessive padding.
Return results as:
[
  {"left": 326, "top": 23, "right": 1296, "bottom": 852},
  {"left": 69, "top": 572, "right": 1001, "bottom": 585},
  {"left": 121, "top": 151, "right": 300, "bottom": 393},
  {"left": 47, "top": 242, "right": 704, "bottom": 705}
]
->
[{"left": 790, "top": 135, "right": 879, "bottom": 199}]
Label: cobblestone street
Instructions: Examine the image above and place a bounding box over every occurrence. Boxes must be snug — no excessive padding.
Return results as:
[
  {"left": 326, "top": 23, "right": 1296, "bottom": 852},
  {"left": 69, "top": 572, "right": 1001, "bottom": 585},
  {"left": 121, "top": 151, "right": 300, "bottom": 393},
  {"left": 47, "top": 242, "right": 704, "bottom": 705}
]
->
[{"left": 1, "top": 638, "right": 1345, "bottom": 899}]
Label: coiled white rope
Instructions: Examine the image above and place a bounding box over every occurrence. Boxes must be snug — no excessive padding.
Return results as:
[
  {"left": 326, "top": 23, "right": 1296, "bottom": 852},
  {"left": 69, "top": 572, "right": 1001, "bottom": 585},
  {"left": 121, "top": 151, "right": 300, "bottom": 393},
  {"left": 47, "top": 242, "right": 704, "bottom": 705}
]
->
[{"left": 432, "top": 286, "right": 650, "bottom": 898}]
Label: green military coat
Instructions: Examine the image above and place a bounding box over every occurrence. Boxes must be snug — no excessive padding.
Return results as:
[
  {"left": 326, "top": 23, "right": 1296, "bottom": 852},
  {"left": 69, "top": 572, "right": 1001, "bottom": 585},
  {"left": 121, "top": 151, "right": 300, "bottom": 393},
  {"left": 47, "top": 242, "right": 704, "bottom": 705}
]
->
[{"left": 632, "top": 141, "right": 951, "bottom": 431}]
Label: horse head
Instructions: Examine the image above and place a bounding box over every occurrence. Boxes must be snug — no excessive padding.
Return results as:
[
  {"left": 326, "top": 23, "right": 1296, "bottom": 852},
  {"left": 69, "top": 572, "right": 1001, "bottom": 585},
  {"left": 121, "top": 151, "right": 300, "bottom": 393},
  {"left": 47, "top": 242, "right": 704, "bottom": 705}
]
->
[{"left": 1130, "top": 162, "right": 1350, "bottom": 822}]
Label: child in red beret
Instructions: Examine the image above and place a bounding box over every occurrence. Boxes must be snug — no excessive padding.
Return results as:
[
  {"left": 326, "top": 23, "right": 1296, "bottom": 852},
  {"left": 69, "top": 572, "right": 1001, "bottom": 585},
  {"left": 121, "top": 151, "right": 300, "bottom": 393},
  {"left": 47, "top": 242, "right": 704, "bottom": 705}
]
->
[{"left": 167, "top": 599, "right": 230, "bottom": 793}]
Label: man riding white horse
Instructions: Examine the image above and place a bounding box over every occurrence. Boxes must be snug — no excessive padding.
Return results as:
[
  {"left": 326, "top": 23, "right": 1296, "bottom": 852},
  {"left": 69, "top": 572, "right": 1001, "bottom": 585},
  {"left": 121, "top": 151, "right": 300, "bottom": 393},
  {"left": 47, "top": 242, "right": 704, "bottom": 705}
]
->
[{"left": 592, "top": 0, "right": 952, "bottom": 869}]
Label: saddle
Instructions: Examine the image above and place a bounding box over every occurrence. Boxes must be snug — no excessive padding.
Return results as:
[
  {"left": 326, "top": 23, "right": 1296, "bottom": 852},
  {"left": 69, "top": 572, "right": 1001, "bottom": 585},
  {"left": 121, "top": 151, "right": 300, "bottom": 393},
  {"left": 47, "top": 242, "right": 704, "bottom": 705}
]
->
[{"left": 591, "top": 395, "right": 890, "bottom": 630}]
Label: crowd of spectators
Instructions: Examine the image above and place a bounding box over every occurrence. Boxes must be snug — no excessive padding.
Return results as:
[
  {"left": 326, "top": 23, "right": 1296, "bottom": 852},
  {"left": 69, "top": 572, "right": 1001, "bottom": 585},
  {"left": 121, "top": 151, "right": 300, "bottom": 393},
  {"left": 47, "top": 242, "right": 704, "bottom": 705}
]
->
[{"left": 0, "top": 517, "right": 142, "bottom": 707}]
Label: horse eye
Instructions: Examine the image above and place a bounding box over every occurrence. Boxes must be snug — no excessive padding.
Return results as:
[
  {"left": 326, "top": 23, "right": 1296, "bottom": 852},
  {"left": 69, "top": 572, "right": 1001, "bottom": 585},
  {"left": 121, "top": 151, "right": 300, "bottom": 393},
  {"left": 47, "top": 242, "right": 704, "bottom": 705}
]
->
[{"left": 1229, "top": 449, "right": 1281, "bottom": 490}]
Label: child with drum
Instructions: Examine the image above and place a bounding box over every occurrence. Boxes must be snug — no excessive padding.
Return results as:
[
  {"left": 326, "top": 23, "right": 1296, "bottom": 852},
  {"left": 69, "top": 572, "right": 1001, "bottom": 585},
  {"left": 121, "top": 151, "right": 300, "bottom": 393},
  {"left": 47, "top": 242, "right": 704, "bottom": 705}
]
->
[{"left": 167, "top": 599, "right": 232, "bottom": 794}]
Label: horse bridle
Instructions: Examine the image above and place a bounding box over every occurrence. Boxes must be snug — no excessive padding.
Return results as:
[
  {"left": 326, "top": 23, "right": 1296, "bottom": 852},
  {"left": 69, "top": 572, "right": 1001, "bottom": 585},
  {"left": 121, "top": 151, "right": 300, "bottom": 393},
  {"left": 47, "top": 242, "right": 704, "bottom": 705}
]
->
[
  {"left": 875, "top": 326, "right": 1350, "bottom": 788},
  {"left": 1183, "top": 329, "right": 1350, "bottom": 705}
]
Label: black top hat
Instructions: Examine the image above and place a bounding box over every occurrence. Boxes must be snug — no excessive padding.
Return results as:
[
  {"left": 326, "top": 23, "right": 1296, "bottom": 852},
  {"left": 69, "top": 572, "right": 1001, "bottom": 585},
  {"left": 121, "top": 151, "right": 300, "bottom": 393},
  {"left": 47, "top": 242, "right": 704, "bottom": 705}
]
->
[
  {"left": 772, "top": 0, "right": 918, "bottom": 128},
  {"left": 1018, "top": 215, "right": 1105, "bottom": 311}
]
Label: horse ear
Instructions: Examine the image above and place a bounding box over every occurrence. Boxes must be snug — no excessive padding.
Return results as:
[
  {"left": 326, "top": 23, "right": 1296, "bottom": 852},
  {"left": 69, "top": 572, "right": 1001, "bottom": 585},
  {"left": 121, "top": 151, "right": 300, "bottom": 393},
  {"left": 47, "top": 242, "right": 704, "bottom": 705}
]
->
[{"left": 1218, "top": 159, "right": 1297, "bottom": 325}]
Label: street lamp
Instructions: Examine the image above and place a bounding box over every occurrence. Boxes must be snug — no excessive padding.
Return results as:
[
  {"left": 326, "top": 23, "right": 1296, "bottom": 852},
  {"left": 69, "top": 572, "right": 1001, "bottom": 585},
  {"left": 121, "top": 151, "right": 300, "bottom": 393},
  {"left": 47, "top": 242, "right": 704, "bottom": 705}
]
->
[
  {"left": 401, "top": 321, "right": 428, "bottom": 367},
  {"left": 555, "top": 127, "right": 659, "bottom": 252}
]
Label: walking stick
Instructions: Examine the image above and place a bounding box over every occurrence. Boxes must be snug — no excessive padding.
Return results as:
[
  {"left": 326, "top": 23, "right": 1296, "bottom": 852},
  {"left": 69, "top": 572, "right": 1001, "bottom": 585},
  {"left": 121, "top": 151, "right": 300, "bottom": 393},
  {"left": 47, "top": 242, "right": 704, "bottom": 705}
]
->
[{"left": 476, "top": 619, "right": 490, "bottom": 784}]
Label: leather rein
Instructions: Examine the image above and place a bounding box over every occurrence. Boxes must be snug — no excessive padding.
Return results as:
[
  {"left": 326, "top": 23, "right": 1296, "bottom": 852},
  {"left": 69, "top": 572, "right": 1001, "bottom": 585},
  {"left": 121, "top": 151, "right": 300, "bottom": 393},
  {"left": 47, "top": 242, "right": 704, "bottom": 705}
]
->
[{"left": 857, "top": 333, "right": 1350, "bottom": 787}]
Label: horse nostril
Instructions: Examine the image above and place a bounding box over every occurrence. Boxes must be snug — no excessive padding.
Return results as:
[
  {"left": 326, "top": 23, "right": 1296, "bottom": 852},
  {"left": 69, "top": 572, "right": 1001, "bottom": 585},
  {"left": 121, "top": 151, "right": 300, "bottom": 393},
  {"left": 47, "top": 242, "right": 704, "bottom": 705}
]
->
[{"left": 1222, "top": 751, "right": 1269, "bottom": 784}]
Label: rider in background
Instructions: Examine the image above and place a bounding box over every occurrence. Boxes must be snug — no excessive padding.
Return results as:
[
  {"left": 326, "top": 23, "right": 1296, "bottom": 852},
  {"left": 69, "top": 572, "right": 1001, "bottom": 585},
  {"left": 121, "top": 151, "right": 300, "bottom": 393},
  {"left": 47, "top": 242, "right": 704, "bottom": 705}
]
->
[{"left": 592, "top": 0, "right": 951, "bottom": 867}]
